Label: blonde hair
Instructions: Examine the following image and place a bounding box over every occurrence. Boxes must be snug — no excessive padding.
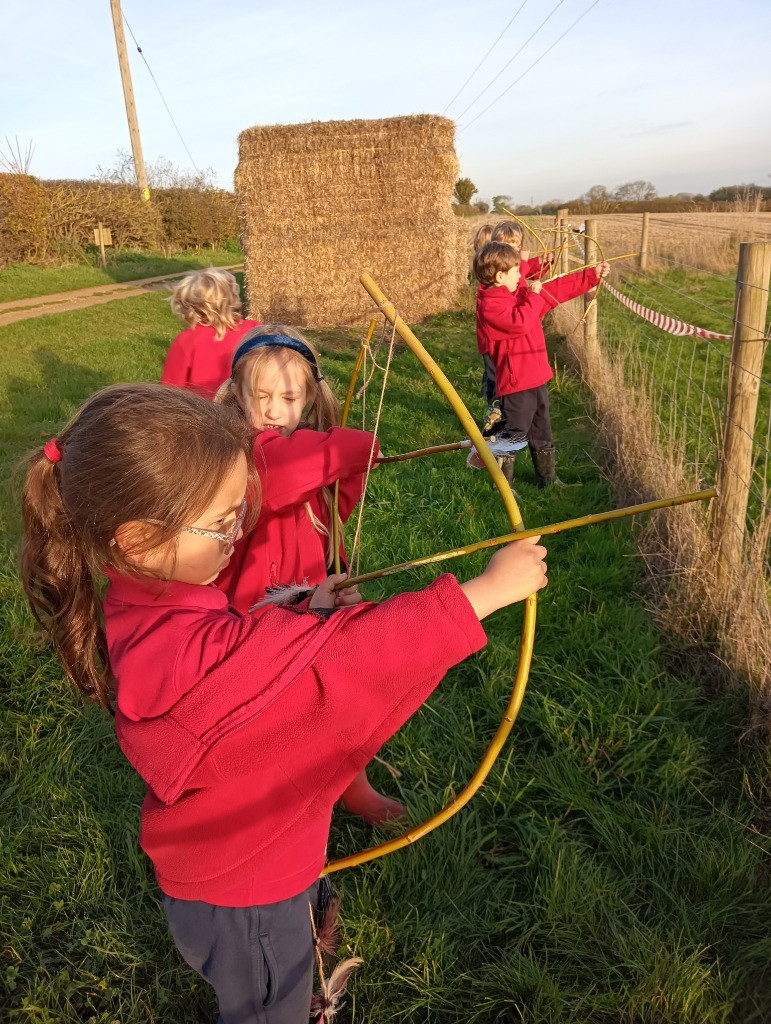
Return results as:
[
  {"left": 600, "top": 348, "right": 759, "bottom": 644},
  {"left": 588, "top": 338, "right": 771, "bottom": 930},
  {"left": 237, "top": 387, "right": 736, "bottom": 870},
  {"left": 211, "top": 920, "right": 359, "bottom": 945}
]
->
[
  {"left": 19, "top": 384, "right": 257, "bottom": 709},
  {"left": 170, "top": 268, "right": 244, "bottom": 341},
  {"left": 491, "top": 220, "right": 524, "bottom": 247},
  {"left": 215, "top": 325, "right": 343, "bottom": 563},
  {"left": 473, "top": 223, "right": 494, "bottom": 251}
]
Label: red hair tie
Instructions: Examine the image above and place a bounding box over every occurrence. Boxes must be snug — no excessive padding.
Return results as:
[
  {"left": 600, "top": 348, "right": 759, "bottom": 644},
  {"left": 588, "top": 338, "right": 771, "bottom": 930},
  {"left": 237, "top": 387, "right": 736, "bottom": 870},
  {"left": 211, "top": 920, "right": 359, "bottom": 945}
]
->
[{"left": 44, "top": 438, "right": 62, "bottom": 463}]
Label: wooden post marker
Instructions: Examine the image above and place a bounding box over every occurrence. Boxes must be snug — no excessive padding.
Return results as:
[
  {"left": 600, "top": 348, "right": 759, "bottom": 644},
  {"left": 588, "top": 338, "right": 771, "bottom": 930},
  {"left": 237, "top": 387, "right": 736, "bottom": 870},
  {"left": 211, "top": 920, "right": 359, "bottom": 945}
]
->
[
  {"left": 639, "top": 211, "right": 650, "bottom": 270},
  {"left": 93, "top": 223, "right": 113, "bottom": 267},
  {"left": 557, "top": 207, "right": 570, "bottom": 276},
  {"left": 715, "top": 241, "right": 771, "bottom": 581},
  {"left": 583, "top": 218, "right": 599, "bottom": 361}
]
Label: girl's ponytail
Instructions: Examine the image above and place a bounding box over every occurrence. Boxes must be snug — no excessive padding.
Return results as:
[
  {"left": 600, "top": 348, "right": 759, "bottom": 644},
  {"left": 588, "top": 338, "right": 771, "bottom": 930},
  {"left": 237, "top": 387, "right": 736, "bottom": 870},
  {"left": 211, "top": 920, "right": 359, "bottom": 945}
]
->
[
  {"left": 18, "top": 383, "right": 255, "bottom": 709},
  {"left": 20, "top": 447, "right": 110, "bottom": 707}
]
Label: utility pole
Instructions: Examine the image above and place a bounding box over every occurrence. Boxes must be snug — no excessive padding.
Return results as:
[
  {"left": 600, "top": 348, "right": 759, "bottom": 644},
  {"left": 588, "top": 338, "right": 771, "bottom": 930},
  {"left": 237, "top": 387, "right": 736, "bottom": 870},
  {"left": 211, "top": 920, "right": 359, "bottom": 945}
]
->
[{"left": 109, "top": 0, "right": 150, "bottom": 200}]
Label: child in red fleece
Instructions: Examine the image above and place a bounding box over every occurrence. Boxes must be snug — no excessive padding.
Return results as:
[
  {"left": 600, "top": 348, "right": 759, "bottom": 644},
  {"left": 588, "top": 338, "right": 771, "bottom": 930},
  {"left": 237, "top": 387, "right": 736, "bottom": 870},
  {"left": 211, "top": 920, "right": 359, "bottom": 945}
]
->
[
  {"left": 472, "top": 222, "right": 501, "bottom": 434},
  {"left": 474, "top": 241, "right": 609, "bottom": 486},
  {"left": 19, "top": 383, "right": 547, "bottom": 1024},
  {"left": 214, "top": 324, "right": 406, "bottom": 826},
  {"left": 162, "top": 268, "right": 260, "bottom": 399}
]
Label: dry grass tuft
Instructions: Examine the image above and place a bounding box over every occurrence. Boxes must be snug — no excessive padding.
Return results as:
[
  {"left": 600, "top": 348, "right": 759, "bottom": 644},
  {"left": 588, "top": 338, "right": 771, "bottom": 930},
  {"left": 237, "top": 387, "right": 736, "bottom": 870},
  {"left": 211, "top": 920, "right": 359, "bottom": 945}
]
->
[
  {"left": 235, "top": 115, "right": 467, "bottom": 328},
  {"left": 553, "top": 303, "right": 771, "bottom": 733}
]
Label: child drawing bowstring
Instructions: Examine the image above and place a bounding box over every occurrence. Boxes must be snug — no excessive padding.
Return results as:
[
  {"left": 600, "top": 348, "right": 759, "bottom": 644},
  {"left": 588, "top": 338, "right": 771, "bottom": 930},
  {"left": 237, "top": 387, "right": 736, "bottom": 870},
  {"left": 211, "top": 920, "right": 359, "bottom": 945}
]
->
[{"left": 19, "top": 381, "right": 547, "bottom": 1024}]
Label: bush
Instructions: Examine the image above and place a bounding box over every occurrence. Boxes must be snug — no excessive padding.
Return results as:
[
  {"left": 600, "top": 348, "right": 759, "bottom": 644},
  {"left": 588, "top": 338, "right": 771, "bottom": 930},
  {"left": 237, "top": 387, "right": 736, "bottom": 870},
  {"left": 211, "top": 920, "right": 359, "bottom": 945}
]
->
[
  {"left": 42, "top": 180, "right": 164, "bottom": 257},
  {"left": 0, "top": 174, "right": 49, "bottom": 264},
  {"left": 154, "top": 187, "right": 237, "bottom": 250}
]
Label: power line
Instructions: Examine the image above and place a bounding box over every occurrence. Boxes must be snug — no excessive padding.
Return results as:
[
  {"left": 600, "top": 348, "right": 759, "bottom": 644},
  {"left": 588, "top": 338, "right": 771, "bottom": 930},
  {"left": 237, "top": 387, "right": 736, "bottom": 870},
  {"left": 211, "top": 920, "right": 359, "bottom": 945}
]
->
[
  {"left": 442, "top": 0, "right": 529, "bottom": 115},
  {"left": 454, "top": 0, "right": 569, "bottom": 122},
  {"left": 459, "top": 0, "right": 602, "bottom": 131},
  {"left": 122, "top": 12, "right": 202, "bottom": 176}
]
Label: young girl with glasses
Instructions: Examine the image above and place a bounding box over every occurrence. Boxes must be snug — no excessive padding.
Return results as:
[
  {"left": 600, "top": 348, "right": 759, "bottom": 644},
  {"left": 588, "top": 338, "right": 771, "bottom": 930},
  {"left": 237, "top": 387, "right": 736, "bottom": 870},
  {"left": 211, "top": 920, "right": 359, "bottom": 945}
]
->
[
  {"left": 215, "top": 324, "right": 406, "bottom": 826},
  {"left": 19, "top": 381, "right": 547, "bottom": 1024}
]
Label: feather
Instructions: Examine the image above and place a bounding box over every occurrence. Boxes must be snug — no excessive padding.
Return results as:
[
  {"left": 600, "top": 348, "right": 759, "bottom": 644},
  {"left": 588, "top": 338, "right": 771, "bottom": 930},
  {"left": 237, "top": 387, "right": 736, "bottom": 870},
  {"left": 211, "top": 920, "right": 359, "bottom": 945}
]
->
[
  {"left": 310, "top": 958, "right": 364, "bottom": 1023},
  {"left": 314, "top": 893, "right": 342, "bottom": 957},
  {"left": 249, "top": 581, "right": 312, "bottom": 611},
  {"left": 463, "top": 430, "right": 529, "bottom": 458}
]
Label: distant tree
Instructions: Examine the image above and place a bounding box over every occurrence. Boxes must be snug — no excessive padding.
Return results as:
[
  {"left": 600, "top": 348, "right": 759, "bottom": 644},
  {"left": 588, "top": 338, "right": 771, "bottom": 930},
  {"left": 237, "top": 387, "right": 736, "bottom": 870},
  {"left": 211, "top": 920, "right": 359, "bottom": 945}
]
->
[
  {"left": 473, "top": 199, "right": 490, "bottom": 214},
  {"left": 491, "top": 194, "right": 512, "bottom": 213},
  {"left": 0, "top": 135, "right": 35, "bottom": 174},
  {"left": 580, "top": 184, "right": 616, "bottom": 212},
  {"left": 94, "top": 149, "right": 217, "bottom": 190},
  {"left": 614, "top": 180, "right": 657, "bottom": 201},
  {"left": 454, "top": 177, "right": 478, "bottom": 206},
  {"left": 709, "top": 183, "right": 771, "bottom": 202}
]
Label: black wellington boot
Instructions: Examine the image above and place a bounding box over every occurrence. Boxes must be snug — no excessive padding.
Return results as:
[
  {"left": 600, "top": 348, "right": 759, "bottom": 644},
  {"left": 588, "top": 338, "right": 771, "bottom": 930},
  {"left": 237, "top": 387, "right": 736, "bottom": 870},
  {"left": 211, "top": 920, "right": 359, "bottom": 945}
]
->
[
  {"left": 498, "top": 456, "right": 516, "bottom": 486},
  {"left": 530, "top": 445, "right": 563, "bottom": 488}
]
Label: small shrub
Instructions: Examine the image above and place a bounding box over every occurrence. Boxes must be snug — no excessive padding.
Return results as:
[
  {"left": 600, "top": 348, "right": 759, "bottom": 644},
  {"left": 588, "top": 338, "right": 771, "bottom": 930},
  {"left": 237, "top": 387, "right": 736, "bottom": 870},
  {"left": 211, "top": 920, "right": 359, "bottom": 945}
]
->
[{"left": 0, "top": 173, "right": 49, "bottom": 264}]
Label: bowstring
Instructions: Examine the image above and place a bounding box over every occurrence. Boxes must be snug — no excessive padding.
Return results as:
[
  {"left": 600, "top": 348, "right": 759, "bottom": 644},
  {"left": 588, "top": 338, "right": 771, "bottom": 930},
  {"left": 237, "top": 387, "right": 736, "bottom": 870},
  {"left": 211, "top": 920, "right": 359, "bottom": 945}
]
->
[{"left": 349, "top": 316, "right": 398, "bottom": 578}]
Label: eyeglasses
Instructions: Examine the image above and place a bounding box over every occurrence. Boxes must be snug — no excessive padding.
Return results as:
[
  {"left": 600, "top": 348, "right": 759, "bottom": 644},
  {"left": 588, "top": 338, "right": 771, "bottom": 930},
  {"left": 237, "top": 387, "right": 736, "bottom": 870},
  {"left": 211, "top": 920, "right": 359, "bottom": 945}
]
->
[{"left": 181, "top": 498, "right": 247, "bottom": 547}]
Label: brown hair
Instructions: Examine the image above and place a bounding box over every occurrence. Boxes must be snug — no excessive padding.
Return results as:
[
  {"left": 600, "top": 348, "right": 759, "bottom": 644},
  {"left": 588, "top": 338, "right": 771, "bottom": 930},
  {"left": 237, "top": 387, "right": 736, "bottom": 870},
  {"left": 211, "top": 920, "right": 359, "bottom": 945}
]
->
[
  {"left": 19, "top": 383, "right": 257, "bottom": 709},
  {"left": 472, "top": 223, "right": 494, "bottom": 251},
  {"left": 215, "top": 325, "right": 343, "bottom": 562},
  {"left": 491, "top": 220, "right": 523, "bottom": 246},
  {"left": 473, "top": 241, "right": 521, "bottom": 288},
  {"left": 170, "top": 268, "right": 243, "bottom": 341}
]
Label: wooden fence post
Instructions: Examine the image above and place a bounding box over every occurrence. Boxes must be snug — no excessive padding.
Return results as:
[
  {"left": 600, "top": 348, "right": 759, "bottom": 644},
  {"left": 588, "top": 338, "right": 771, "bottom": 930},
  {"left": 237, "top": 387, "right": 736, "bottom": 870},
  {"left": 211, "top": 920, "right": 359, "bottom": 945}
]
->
[
  {"left": 639, "top": 212, "right": 650, "bottom": 270},
  {"left": 715, "top": 241, "right": 771, "bottom": 581},
  {"left": 557, "top": 207, "right": 570, "bottom": 276},
  {"left": 583, "top": 218, "right": 599, "bottom": 361}
]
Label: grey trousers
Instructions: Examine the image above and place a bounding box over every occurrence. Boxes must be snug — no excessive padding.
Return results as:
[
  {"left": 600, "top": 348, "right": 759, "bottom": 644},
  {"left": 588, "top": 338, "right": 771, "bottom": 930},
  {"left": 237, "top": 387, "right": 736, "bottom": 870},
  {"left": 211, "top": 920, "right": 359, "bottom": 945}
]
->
[
  {"left": 163, "top": 881, "right": 319, "bottom": 1024},
  {"left": 479, "top": 353, "right": 498, "bottom": 403}
]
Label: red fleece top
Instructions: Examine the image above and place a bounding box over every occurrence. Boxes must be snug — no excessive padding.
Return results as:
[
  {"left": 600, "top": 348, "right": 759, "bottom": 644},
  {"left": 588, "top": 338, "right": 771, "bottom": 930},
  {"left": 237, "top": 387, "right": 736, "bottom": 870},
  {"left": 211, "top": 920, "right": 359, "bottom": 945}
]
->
[
  {"left": 475, "top": 258, "right": 550, "bottom": 355},
  {"left": 476, "top": 267, "right": 599, "bottom": 395},
  {"left": 161, "top": 318, "right": 261, "bottom": 399},
  {"left": 216, "top": 427, "right": 378, "bottom": 610},
  {"left": 105, "top": 572, "right": 486, "bottom": 905}
]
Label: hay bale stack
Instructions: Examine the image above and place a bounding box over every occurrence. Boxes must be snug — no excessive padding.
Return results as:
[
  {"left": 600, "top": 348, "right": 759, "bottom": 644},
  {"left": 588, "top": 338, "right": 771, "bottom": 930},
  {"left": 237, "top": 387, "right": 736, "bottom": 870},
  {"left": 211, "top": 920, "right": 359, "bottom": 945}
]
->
[{"left": 235, "top": 114, "right": 466, "bottom": 328}]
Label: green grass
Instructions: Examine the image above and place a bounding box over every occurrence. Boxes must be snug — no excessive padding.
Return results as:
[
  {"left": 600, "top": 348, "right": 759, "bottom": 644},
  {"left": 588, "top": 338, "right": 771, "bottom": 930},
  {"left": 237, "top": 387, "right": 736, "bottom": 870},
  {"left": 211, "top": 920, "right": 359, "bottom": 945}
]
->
[
  {"left": 1, "top": 298, "right": 770, "bottom": 1022},
  {"left": 0, "top": 245, "right": 243, "bottom": 304}
]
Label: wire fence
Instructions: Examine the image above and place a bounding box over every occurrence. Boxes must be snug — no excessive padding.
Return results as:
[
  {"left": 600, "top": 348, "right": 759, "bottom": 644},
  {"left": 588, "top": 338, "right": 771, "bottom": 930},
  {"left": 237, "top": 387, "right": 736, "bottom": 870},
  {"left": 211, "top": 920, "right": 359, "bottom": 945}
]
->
[{"left": 541, "top": 212, "right": 771, "bottom": 716}]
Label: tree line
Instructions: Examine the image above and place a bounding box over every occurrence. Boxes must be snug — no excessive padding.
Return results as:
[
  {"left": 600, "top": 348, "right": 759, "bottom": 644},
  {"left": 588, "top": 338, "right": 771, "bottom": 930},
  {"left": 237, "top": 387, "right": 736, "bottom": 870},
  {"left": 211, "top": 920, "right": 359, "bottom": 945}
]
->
[{"left": 453, "top": 177, "right": 771, "bottom": 216}]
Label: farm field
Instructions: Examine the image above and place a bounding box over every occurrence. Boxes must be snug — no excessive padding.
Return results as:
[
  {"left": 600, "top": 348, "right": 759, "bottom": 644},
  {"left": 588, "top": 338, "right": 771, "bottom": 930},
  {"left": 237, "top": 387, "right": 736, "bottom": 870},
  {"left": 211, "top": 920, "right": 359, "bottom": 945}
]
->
[{"left": 1, "top": 288, "right": 770, "bottom": 1022}]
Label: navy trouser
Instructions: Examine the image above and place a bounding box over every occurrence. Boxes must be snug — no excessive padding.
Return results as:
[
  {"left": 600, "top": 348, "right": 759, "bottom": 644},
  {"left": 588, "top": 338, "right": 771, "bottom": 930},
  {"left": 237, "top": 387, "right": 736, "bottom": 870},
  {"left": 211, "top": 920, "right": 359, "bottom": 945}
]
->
[
  {"left": 163, "top": 880, "right": 319, "bottom": 1024},
  {"left": 479, "top": 353, "right": 498, "bottom": 404},
  {"left": 500, "top": 384, "right": 553, "bottom": 450}
]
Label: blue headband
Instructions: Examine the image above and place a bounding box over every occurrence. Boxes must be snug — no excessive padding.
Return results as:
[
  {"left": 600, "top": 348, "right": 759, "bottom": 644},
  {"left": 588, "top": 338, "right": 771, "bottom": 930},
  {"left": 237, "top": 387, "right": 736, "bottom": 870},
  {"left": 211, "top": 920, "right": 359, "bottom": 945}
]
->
[{"left": 231, "top": 332, "right": 324, "bottom": 381}]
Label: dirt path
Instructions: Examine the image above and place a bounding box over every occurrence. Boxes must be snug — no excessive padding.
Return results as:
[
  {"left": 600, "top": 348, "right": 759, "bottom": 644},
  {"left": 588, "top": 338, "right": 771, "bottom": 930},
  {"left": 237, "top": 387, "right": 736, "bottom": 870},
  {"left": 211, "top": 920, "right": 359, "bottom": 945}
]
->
[{"left": 0, "top": 264, "right": 244, "bottom": 327}]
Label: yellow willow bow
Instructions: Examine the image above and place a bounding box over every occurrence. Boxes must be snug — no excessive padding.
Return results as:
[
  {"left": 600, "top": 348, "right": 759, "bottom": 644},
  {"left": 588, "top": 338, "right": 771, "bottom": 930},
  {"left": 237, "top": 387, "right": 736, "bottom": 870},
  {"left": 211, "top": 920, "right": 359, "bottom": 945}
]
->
[
  {"left": 324, "top": 274, "right": 537, "bottom": 875},
  {"left": 552, "top": 224, "right": 609, "bottom": 326},
  {"left": 500, "top": 205, "right": 549, "bottom": 257}
]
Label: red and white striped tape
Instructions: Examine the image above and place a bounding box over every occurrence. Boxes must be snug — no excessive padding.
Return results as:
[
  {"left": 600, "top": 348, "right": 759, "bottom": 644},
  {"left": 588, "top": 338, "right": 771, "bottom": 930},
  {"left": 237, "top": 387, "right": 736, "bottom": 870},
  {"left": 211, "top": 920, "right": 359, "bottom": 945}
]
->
[{"left": 603, "top": 281, "right": 731, "bottom": 340}]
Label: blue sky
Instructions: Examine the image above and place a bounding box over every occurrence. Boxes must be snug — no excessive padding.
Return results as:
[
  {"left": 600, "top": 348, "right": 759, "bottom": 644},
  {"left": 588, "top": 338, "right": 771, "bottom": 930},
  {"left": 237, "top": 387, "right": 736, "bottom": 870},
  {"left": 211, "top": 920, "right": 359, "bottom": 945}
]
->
[{"left": 2, "top": 0, "right": 770, "bottom": 204}]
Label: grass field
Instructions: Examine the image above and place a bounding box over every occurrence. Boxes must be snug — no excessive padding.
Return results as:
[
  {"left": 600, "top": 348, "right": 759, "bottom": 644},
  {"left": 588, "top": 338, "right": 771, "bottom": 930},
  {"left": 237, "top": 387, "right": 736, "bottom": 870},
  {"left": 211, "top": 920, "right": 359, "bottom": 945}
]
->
[
  {"left": 0, "top": 245, "right": 243, "bottom": 305},
  {"left": 1, "top": 290, "right": 770, "bottom": 1022}
]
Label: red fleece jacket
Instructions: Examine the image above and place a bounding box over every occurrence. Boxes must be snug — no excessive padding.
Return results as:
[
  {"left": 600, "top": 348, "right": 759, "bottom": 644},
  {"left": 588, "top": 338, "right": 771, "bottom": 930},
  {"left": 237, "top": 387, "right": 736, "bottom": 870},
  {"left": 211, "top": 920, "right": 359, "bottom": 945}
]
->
[
  {"left": 475, "top": 258, "right": 550, "bottom": 355},
  {"left": 161, "top": 319, "right": 261, "bottom": 399},
  {"left": 106, "top": 572, "right": 486, "bottom": 905},
  {"left": 216, "top": 426, "right": 378, "bottom": 610},
  {"left": 476, "top": 267, "right": 599, "bottom": 395}
]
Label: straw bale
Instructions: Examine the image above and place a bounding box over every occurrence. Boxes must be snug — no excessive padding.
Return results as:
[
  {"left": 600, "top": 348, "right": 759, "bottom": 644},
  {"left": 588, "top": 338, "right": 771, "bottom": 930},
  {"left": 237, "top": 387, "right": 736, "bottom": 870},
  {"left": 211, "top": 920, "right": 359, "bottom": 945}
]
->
[{"left": 235, "top": 115, "right": 467, "bottom": 327}]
